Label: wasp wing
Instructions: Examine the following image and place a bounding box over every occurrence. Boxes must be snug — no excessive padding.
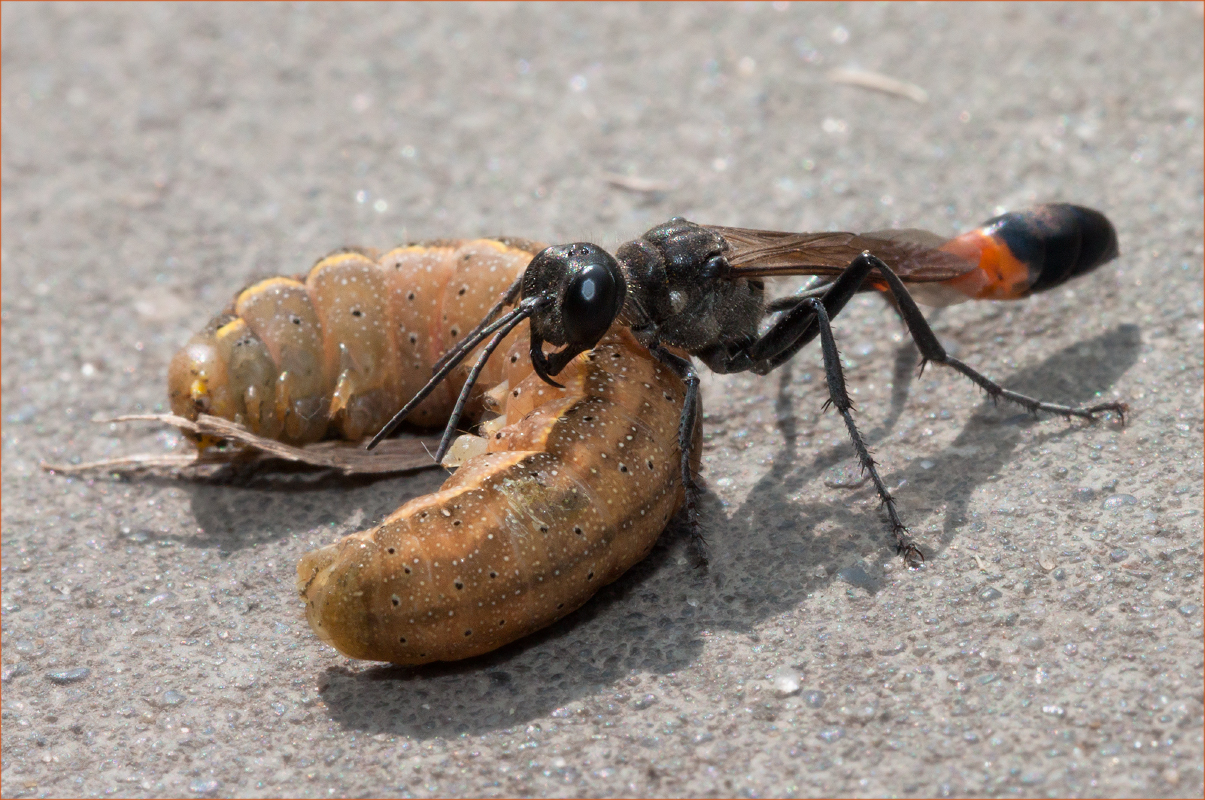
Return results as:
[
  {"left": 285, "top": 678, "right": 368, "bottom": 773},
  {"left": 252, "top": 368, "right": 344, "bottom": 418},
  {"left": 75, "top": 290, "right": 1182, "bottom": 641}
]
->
[{"left": 707, "top": 225, "right": 976, "bottom": 285}]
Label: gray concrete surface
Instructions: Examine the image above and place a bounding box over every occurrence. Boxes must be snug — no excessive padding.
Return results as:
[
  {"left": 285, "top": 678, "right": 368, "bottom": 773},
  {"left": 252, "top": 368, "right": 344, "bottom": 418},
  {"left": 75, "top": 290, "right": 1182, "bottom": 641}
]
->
[{"left": 3, "top": 3, "right": 1203, "bottom": 797}]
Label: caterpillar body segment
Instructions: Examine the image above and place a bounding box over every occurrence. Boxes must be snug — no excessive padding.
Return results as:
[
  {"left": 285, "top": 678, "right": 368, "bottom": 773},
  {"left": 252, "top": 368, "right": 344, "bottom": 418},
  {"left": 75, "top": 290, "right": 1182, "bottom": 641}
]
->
[
  {"left": 168, "top": 239, "right": 540, "bottom": 444},
  {"left": 297, "top": 328, "right": 698, "bottom": 664}
]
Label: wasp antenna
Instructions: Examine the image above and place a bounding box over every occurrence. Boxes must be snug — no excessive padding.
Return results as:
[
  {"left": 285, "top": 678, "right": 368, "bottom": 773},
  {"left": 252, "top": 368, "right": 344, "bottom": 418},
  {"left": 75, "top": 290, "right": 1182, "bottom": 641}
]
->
[
  {"left": 434, "top": 305, "right": 535, "bottom": 463},
  {"left": 431, "top": 275, "right": 524, "bottom": 375},
  {"left": 365, "top": 302, "right": 537, "bottom": 451}
]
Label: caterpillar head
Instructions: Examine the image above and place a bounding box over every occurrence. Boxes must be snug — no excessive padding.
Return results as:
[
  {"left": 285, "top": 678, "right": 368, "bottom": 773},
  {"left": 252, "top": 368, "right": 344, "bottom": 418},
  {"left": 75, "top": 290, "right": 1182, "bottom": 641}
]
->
[{"left": 167, "top": 332, "right": 237, "bottom": 446}]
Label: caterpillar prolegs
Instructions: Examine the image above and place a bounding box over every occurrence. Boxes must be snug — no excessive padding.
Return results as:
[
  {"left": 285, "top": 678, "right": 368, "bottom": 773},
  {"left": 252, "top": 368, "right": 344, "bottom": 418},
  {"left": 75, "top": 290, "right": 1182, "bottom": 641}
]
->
[{"left": 167, "top": 239, "right": 697, "bottom": 664}]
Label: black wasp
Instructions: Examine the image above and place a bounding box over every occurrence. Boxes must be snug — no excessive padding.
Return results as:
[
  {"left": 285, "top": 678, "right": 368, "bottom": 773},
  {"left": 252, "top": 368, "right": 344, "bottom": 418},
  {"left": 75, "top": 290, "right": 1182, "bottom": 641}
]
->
[{"left": 367, "top": 203, "right": 1125, "bottom": 566}]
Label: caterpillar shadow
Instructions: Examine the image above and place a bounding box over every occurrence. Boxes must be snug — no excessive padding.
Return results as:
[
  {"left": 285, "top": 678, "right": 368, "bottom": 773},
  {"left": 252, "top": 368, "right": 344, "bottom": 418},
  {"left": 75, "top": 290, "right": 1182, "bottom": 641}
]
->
[
  {"left": 163, "top": 462, "right": 448, "bottom": 552},
  {"left": 317, "top": 510, "right": 708, "bottom": 737}
]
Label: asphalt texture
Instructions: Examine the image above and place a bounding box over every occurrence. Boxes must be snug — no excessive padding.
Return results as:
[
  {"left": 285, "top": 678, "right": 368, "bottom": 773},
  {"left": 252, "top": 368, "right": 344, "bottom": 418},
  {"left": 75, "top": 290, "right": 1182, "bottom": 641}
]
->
[{"left": 2, "top": 3, "right": 1203, "bottom": 798}]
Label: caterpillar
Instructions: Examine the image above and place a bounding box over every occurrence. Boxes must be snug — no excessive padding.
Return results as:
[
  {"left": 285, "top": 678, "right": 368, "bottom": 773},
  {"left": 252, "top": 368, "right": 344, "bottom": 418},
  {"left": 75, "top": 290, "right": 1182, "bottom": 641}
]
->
[
  {"left": 167, "top": 237, "right": 544, "bottom": 443},
  {"left": 297, "top": 327, "right": 696, "bottom": 664},
  {"left": 167, "top": 238, "right": 696, "bottom": 664}
]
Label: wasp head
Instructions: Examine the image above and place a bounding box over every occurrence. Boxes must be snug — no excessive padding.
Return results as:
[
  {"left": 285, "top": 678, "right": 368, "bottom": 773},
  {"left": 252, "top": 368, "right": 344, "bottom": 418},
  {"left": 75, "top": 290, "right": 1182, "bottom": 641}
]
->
[{"left": 522, "top": 242, "right": 626, "bottom": 384}]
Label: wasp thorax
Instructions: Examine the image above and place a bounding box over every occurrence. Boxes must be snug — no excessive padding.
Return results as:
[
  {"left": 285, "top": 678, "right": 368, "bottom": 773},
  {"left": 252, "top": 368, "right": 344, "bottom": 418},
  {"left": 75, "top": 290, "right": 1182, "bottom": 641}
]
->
[
  {"left": 615, "top": 218, "right": 764, "bottom": 353},
  {"left": 523, "top": 242, "right": 625, "bottom": 348}
]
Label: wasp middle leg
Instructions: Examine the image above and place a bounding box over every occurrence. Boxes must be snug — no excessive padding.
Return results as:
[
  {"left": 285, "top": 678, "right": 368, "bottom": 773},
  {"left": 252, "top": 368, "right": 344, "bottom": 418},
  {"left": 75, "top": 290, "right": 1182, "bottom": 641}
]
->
[
  {"left": 795, "top": 296, "right": 921, "bottom": 565},
  {"left": 648, "top": 343, "right": 707, "bottom": 560},
  {"left": 694, "top": 255, "right": 924, "bottom": 562},
  {"left": 711, "top": 251, "right": 1129, "bottom": 564}
]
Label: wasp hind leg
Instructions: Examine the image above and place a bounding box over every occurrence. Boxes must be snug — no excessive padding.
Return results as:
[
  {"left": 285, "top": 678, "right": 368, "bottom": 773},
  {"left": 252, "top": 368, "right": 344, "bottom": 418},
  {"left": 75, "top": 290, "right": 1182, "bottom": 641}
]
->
[
  {"left": 745, "top": 252, "right": 1126, "bottom": 422},
  {"left": 864, "top": 254, "right": 1128, "bottom": 423}
]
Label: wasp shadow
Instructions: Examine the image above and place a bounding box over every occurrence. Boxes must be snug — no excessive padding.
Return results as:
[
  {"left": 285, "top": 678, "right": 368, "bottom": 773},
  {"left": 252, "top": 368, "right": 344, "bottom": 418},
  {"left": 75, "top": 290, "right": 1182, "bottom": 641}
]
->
[
  {"left": 698, "top": 323, "right": 1141, "bottom": 632},
  {"left": 892, "top": 322, "right": 1141, "bottom": 552},
  {"left": 313, "top": 337, "right": 953, "bottom": 739},
  {"left": 317, "top": 514, "right": 707, "bottom": 738}
]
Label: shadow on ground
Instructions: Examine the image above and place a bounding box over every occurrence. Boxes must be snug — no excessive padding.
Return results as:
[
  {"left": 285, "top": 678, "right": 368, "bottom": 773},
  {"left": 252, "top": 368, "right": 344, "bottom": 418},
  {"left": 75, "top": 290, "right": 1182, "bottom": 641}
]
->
[{"left": 313, "top": 324, "right": 1140, "bottom": 739}]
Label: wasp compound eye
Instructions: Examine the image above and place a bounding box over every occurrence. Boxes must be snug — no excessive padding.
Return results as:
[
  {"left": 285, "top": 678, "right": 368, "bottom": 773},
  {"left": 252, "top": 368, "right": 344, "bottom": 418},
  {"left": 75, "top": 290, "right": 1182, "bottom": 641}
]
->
[{"left": 560, "top": 244, "right": 625, "bottom": 347}]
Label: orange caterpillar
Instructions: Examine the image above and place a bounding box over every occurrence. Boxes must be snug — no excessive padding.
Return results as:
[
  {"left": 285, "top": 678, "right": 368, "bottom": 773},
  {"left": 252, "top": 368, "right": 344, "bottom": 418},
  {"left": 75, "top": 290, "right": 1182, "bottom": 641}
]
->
[
  {"left": 298, "top": 327, "right": 694, "bottom": 663},
  {"left": 168, "top": 237, "right": 542, "bottom": 442},
  {"left": 168, "top": 239, "right": 695, "bottom": 664}
]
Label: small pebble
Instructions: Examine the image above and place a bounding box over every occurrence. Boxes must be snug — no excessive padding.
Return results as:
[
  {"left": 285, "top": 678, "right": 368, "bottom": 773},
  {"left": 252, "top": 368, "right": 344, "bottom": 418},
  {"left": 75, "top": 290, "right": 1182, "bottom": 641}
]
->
[
  {"left": 2, "top": 663, "right": 29, "bottom": 682},
  {"left": 632, "top": 694, "right": 657, "bottom": 709},
  {"left": 45, "top": 667, "right": 90, "bottom": 685},
  {"left": 772, "top": 666, "right": 801, "bottom": 696},
  {"left": 1101, "top": 494, "right": 1137, "bottom": 510}
]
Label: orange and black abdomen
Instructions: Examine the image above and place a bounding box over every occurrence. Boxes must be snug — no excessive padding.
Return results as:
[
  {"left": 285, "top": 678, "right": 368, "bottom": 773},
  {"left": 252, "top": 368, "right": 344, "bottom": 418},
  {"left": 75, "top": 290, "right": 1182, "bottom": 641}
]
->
[{"left": 939, "top": 204, "right": 1118, "bottom": 301}]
